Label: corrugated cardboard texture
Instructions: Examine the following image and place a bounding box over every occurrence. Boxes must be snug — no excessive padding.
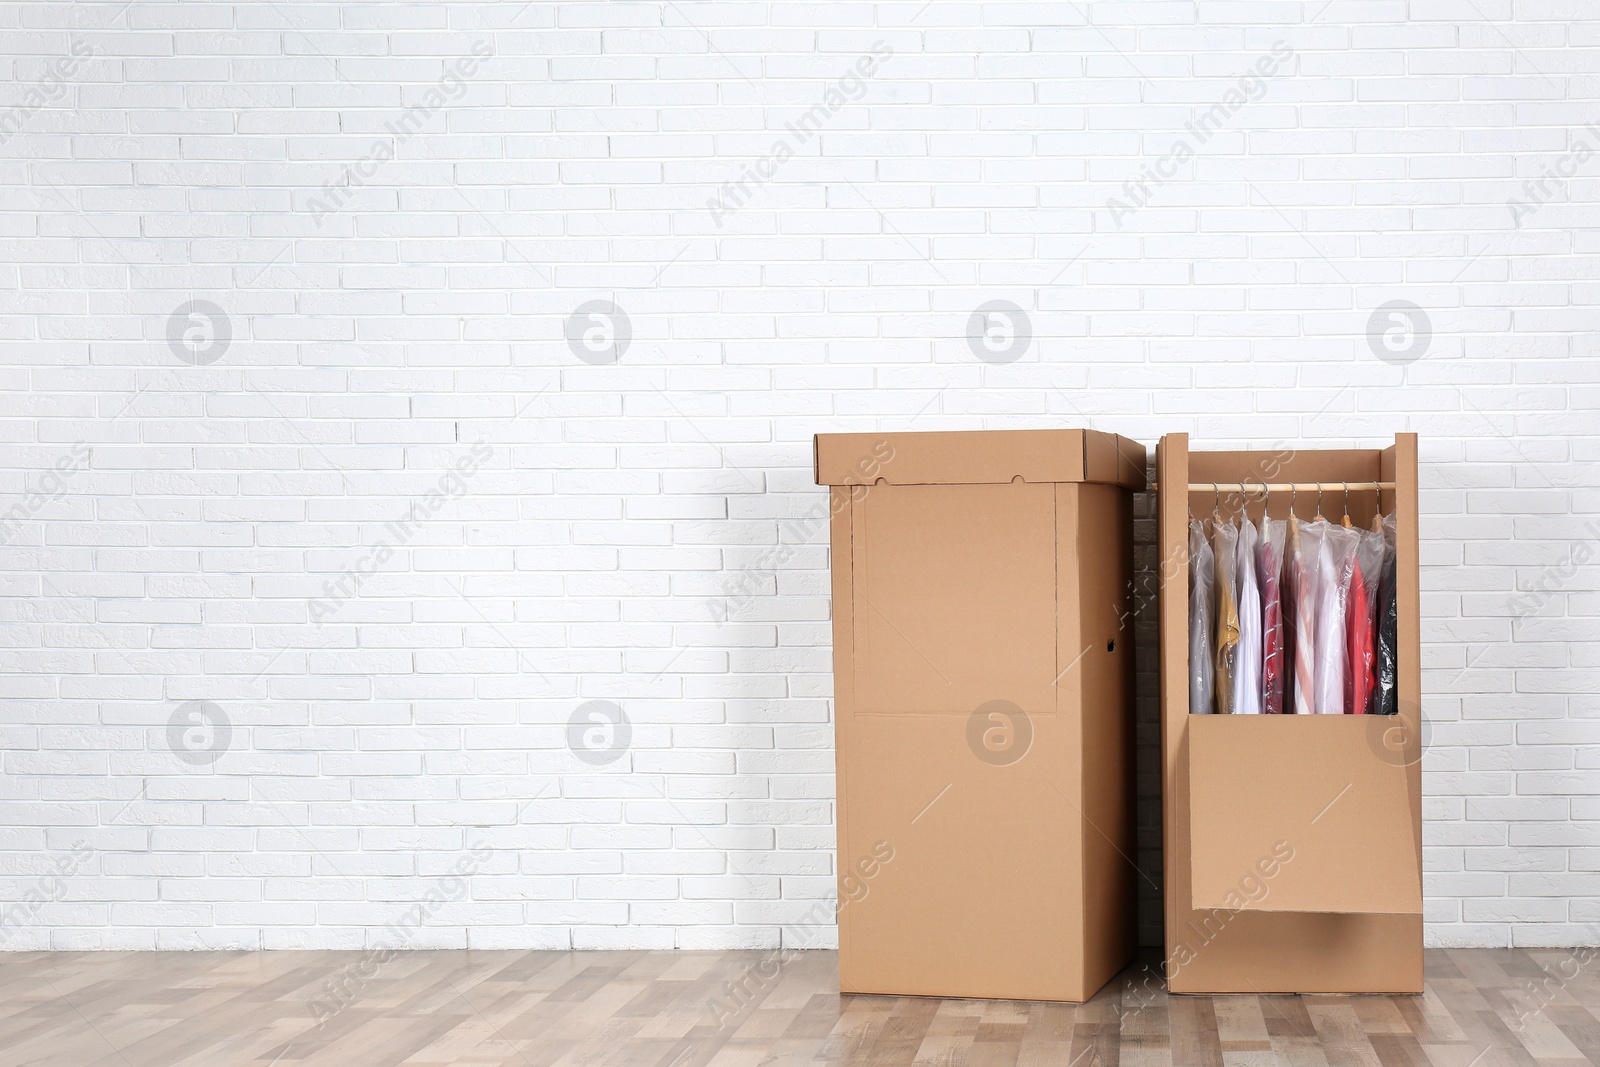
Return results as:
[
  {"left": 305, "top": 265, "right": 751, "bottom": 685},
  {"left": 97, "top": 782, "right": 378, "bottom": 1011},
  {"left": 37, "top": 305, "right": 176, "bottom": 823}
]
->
[
  {"left": 1188, "top": 716, "right": 1422, "bottom": 914},
  {"left": 847, "top": 482, "right": 1057, "bottom": 717},
  {"left": 822, "top": 429, "right": 1143, "bottom": 1003},
  {"left": 1157, "top": 433, "right": 1424, "bottom": 995},
  {"left": 1075, "top": 483, "right": 1138, "bottom": 994},
  {"left": 835, "top": 709, "right": 1086, "bottom": 1001}
]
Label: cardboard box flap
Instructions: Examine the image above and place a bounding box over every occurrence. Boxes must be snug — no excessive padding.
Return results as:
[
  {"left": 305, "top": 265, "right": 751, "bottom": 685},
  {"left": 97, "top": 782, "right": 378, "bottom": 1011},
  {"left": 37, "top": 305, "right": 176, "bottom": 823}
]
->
[
  {"left": 814, "top": 430, "right": 1146, "bottom": 489},
  {"left": 1187, "top": 715, "right": 1422, "bottom": 915}
]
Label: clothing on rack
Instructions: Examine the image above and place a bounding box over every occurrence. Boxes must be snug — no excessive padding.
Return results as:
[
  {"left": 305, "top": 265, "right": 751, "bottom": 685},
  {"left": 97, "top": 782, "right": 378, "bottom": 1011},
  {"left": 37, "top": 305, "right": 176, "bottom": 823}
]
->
[
  {"left": 1377, "top": 513, "right": 1399, "bottom": 716},
  {"left": 1346, "top": 528, "right": 1385, "bottom": 715},
  {"left": 1345, "top": 560, "right": 1372, "bottom": 715},
  {"left": 1313, "top": 523, "right": 1360, "bottom": 715},
  {"left": 1232, "top": 517, "right": 1263, "bottom": 715},
  {"left": 1258, "top": 518, "right": 1286, "bottom": 715},
  {"left": 1281, "top": 517, "right": 1301, "bottom": 714},
  {"left": 1212, "top": 521, "right": 1240, "bottom": 715},
  {"left": 1189, "top": 519, "right": 1216, "bottom": 716},
  {"left": 1288, "top": 517, "right": 1320, "bottom": 715},
  {"left": 1187, "top": 498, "right": 1398, "bottom": 717}
]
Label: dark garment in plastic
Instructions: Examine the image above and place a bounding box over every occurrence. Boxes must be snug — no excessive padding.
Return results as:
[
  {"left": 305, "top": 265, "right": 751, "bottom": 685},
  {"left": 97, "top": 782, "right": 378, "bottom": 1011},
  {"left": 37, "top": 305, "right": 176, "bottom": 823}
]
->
[
  {"left": 1280, "top": 542, "right": 1296, "bottom": 713},
  {"left": 1377, "top": 555, "right": 1398, "bottom": 715}
]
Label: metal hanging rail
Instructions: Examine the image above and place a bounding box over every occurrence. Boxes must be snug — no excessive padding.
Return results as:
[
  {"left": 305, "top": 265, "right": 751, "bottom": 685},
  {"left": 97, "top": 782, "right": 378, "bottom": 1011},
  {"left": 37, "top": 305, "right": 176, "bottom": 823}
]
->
[{"left": 1150, "top": 481, "right": 1396, "bottom": 493}]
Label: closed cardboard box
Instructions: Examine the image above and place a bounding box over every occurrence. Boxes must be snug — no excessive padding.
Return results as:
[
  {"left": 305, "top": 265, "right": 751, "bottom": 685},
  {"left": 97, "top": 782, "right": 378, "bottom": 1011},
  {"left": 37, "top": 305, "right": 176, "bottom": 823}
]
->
[{"left": 816, "top": 429, "right": 1146, "bottom": 1003}]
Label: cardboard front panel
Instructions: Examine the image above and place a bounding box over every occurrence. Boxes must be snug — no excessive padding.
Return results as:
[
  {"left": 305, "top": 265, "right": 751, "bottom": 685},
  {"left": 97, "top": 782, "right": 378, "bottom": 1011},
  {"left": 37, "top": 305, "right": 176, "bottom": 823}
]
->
[
  {"left": 833, "top": 478, "right": 1099, "bottom": 1002},
  {"left": 848, "top": 481, "right": 1058, "bottom": 718},
  {"left": 1187, "top": 715, "right": 1422, "bottom": 915},
  {"left": 1166, "top": 911, "right": 1423, "bottom": 995},
  {"left": 836, "top": 712, "right": 1084, "bottom": 1001}
]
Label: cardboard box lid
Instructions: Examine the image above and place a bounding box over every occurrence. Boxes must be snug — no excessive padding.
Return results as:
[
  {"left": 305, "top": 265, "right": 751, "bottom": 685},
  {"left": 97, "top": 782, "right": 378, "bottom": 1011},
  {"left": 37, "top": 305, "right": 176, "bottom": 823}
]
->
[
  {"left": 814, "top": 430, "right": 1147, "bottom": 489},
  {"left": 1187, "top": 715, "right": 1423, "bottom": 915}
]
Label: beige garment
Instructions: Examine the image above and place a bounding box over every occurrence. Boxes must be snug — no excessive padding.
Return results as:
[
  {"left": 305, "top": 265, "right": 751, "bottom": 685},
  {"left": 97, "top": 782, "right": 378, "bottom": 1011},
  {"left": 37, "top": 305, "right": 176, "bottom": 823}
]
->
[{"left": 1211, "top": 520, "right": 1240, "bottom": 714}]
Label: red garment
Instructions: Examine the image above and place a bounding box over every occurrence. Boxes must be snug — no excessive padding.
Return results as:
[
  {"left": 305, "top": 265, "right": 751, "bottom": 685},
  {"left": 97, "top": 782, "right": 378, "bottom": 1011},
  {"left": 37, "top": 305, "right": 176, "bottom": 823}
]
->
[{"left": 1346, "top": 561, "right": 1375, "bottom": 714}]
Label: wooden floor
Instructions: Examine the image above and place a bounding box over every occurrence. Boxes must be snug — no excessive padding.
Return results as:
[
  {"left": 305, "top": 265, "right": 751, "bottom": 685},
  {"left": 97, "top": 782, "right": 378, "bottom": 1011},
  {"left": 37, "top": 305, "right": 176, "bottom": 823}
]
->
[{"left": 0, "top": 948, "right": 1594, "bottom": 1066}]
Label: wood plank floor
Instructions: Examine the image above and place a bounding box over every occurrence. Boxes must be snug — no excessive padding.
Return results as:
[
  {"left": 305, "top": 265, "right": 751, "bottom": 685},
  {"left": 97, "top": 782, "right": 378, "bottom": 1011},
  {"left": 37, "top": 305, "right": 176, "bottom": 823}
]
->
[{"left": 0, "top": 948, "right": 1593, "bottom": 1066}]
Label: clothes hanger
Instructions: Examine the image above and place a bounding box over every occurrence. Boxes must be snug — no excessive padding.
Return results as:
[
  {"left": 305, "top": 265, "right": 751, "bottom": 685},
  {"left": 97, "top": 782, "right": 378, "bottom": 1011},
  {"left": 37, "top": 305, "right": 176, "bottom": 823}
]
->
[
  {"left": 1340, "top": 481, "right": 1352, "bottom": 528},
  {"left": 1313, "top": 482, "right": 1325, "bottom": 522}
]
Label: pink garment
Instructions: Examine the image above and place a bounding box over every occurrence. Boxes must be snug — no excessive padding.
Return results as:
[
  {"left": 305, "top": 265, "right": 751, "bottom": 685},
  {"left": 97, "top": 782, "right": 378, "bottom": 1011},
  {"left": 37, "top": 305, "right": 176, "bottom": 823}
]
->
[
  {"left": 1346, "top": 561, "right": 1374, "bottom": 714},
  {"left": 1258, "top": 519, "right": 1285, "bottom": 715}
]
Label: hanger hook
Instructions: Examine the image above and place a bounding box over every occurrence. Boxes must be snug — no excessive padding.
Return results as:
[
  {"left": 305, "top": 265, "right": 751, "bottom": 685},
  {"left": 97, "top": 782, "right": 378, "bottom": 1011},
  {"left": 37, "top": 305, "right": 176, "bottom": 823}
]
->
[
  {"left": 1289, "top": 481, "right": 1296, "bottom": 517},
  {"left": 1212, "top": 483, "right": 1220, "bottom": 523},
  {"left": 1342, "top": 481, "right": 1350, "bottom": 521}
]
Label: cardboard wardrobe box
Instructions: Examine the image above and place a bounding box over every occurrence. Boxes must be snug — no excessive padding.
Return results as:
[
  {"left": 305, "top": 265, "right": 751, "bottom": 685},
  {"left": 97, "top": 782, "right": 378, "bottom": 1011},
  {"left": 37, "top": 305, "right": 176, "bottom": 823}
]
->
[
  {"left": 815, "top": 428, "right": 1146, "bottom": 1003},
  {"left": 1156, "top": 433, "right": 1424, "bottom": 994}
]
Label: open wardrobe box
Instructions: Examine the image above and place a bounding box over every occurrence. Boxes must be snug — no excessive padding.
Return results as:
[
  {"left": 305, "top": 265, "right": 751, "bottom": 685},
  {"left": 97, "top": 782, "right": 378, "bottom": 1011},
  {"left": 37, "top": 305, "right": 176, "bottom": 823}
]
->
[{"left": 1156, "top": 433, "right": 1424, "bottom": 995}]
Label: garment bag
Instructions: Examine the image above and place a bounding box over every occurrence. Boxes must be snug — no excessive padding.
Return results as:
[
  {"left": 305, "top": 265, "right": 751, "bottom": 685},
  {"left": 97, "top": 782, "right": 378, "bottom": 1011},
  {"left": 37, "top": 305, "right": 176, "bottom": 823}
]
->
[
  {"left": 1232, "top": 517, "right": 1263, "bottom": 715},
  {"left": 1211, "top": 521, "right": 1239, "bottom": 714},
  {"left": 1258, "top": 517, "right": 1286, "bottom": 715},
  {"left": 1189, "top": 519, "right": 1216, "bottom": 716}
]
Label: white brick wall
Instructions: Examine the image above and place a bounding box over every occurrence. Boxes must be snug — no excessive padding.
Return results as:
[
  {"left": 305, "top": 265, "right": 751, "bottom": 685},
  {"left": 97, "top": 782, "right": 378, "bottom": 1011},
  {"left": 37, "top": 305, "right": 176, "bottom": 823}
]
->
[{"left": 0, "top": 0, "right": 1596, "bottom": 953}]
